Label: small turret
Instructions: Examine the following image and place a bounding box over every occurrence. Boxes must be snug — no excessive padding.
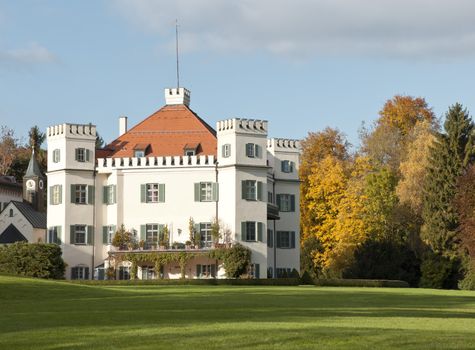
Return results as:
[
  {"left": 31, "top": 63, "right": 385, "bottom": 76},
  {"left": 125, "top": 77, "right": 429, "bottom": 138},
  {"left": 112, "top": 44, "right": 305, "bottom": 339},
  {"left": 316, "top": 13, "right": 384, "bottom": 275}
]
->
[{"left": 23, "top": 148, "right": 46, "bottom": 212}]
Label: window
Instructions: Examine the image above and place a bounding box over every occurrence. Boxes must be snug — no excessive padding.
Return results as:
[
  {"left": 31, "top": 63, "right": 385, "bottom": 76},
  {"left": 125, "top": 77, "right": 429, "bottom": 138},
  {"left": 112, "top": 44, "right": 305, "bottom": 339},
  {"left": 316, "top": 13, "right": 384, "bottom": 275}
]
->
[
  {"left": 268, "top": 191, "right": 273, "bottom": 204},
  {"left": 75, "top": 185, "right": 87, "bottom": 204},
  {"left": 9, "top": 208, "right": 13, "bottom": 217},
  {"left": 103, "top": 185, "right": 116, "bottom": 205},
  {"left": 267, "top": 229, "right": 273, "bottom": 248},
  {"left": 134, "top": 150, "right": 145, "bottom": 158},
  {"left": 241, "top": 221, "right": 264, "bottom": 242},
  {"left": 71, "top": 266, "right": 89, "bottom": 280},
  {"left": 196, "top": 264, "right": 216, "bottom": 278},
  {"left": 276, "top": 231, "right": 296, "bottom": 249},
  {"left": 267, "top": 267, "right": 273, "bottom": 279},
  {"left": 141, "top": 266, "right": 155, "bottom": 280},
  {"left": 50, "top": 185, "right": 62, "bottom": 205},
  {"left": 71, "top": 184, "right": 93, "bottom": 204},
  {"left": 194, "top": 182, "right": 218, "bottom": 202},
  {"left": 241, "top": 180, "right": 264, "bottom": 201},
  {"left": 276, "top": 267, "right": 292, "bottom": 278},
  {"left": 70, "top": 225, "right": 93, "bottom": 245},
  {"left": 47, "top": 226, "right": 62, "bottom": 244},
  {"left": 245, "top": 143, "right": 260, "bottom": 158},
  {"left": 200, "top": 223, "right": 212, "bottom": 248},
  {"left": 52, "top": 149, "right": 60, "bottom": 163},
  {"left": 75, "top": 148, "right": 90, "bottom": 162},
  {"left": 119, "top": 266, "right": 130, "bottom": 280},
  {"left": 184, "top": 149, "right": 195, "bottom": 156},
  {"left": 281, "top": 160, "right": 294, "bottom": 173},
  {"left": 146, "top": 224, "right": 159, "bottom": 248},
  {"left": 250, "top": 263, "right": 260, "bottom": 279},
  {"left": 276, "top": 194, "right": 296, "bottom": 212},
  {"left": 140, "top": 183, "right": 165, "bottom": 203},
  {"left": 222, "top": 144, "right": 231, "bottom": 158},
  {"left": 102, "top": 225, "right": 116, "bottom": 244}
]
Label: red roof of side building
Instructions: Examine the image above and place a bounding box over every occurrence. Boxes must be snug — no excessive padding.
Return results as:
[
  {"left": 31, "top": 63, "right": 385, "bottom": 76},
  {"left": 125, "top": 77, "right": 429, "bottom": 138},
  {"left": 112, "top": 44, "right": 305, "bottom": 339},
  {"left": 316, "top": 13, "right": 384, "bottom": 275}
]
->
[{"left": 99, "top": 104, "right": 217, "bottom": 158}]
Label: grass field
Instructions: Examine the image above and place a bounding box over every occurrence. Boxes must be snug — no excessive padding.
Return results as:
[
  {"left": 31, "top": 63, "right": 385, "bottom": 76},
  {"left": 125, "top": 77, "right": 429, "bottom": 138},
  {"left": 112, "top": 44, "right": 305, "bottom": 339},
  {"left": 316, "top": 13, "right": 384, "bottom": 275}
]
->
[{"left": 1, "top": 276, "right": 475, "bottom": 349}]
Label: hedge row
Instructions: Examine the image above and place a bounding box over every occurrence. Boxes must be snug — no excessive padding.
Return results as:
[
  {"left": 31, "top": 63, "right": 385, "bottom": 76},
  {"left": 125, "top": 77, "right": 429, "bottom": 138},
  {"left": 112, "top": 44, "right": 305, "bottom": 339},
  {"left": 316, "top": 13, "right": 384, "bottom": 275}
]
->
[
  {"left": 68, "top": 278, "right": 301, "bottom": 286},
  {"left": 312, "top": 278, "right": 409, "bottom": 288}
]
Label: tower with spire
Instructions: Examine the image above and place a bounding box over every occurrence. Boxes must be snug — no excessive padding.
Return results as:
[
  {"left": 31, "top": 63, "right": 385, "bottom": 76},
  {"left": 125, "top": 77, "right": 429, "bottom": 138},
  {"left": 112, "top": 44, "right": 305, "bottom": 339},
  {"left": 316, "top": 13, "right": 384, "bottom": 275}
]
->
[{"left": 23, "top": 148, "right": 46, "bottom": 213}]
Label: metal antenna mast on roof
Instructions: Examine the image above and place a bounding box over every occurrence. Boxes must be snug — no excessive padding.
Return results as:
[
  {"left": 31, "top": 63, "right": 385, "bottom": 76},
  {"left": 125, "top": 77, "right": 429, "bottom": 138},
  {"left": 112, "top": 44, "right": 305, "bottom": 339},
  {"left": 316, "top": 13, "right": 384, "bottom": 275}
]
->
[{"left": 175, "top": 19, "right": 180, "bottom": 90}]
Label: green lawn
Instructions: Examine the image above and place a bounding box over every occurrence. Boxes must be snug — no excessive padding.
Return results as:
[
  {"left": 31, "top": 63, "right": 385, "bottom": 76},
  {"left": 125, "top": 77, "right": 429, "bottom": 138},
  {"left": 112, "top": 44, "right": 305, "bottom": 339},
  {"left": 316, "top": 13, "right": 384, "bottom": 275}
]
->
[{"left": 1, "top": 276, "right": 475, "bottom": 349}]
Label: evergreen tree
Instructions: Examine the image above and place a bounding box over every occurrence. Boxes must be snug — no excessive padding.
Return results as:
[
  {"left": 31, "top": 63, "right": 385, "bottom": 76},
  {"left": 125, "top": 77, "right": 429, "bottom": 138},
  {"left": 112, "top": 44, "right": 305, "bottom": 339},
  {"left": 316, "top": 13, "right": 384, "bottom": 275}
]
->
[{"left": 421, "top": 104, "right": 474, "bottom": 286}]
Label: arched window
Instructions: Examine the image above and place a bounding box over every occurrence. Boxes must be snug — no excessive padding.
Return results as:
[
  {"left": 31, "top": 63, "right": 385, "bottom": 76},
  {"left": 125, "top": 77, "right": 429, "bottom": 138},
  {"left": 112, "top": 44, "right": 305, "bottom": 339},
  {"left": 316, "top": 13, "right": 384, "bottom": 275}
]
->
[{"left": 9, "top": 208, "right": 13, "bottom": 217}]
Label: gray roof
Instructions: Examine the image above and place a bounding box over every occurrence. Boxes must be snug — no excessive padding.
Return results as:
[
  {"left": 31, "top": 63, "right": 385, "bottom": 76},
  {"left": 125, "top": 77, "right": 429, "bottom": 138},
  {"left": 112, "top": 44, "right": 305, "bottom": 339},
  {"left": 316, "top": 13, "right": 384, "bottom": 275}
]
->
[
  {"left": 25, "top": 151, "right": 43, "bottom": 178},
  {"left": 10, "top": 201, "right": 46, "bottom": 229},
  {"left": 0, "top": 224, "right": 27, "bottom": 243}
]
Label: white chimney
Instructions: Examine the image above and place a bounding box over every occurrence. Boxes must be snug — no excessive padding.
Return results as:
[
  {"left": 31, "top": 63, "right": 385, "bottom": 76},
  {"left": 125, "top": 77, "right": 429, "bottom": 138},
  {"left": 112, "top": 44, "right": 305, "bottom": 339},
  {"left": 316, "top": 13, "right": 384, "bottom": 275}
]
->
[
  {"left": 164, "top": 87, "right": 191, "bottom": 106},
  {"left": 119, "top": 116, "right": 128, "bottom": 136}
]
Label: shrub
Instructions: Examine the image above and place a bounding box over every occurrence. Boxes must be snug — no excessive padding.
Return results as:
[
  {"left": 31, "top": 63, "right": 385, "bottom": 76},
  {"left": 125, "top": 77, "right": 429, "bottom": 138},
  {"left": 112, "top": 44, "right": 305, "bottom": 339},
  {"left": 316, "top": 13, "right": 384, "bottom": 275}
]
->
[
  {"left": 112, "top": 225, "right": 137, "bottom": 250},
  {"left": 313, "top": 278, "right": 409, "bottom": 288},
  {"left": 210, "top": 243, "right": 251, "bottom": 278},
  {"left": 344, "top": 238, "right": 421, "bottom": 287},
  {"left": 419, "top": 252, "right": 462, "bottom": 289},
  {"left": 69, "top": 278, "right": 300, "bottom": 286},
  {"left": 459, "top": 262, "right": 475, "bottom": 290},
  {"left": 0, "top": 242, "right": 65, "bottom": 279},
  {"left": 300, "top": 270, "right": 314, "bottom": 285}
]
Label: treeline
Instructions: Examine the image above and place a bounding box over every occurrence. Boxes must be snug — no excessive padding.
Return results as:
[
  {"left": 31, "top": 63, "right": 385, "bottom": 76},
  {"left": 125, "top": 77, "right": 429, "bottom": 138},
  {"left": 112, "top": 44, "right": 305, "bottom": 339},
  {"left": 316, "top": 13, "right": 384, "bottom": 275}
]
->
[{"left": 300, "top": 95, "right": 475, "bottom": 289}]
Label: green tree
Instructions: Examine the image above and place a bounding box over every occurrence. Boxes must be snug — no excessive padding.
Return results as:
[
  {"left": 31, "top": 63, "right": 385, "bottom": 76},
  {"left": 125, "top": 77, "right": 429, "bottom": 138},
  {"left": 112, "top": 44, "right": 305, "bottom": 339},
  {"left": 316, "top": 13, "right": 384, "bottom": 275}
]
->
[{"left": 421, "top": 104, "right": 474, "bottom": 288}]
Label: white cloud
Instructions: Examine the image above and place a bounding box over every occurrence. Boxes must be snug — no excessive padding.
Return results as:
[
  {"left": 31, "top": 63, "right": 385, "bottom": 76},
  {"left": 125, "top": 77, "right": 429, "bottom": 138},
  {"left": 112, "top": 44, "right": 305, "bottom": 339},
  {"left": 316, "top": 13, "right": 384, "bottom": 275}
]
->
[
  {"left": 111, "top": 0, "right": 475, "bottom": 60},
  {"left": 0, "top": 42, "right": 57, "bottom": 65}
]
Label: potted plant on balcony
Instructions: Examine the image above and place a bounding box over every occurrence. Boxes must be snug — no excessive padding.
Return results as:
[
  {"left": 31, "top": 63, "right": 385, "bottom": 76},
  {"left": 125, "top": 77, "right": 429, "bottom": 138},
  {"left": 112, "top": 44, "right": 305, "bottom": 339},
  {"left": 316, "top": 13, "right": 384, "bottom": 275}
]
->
[
  {"left": 188, "top": 217, "right": 197, "bottom": 248},
  {"left": 159, "top": 225, "right": 170, "bottom": 250},
  {"left": 139, "top": 239, "right": 145, "bottom": 250},
  {"left": 211, "top": 218, "right": 221, "bottom": 248},
  {"left": 185, "top": 240, "right": 192, "bottom": 249}
]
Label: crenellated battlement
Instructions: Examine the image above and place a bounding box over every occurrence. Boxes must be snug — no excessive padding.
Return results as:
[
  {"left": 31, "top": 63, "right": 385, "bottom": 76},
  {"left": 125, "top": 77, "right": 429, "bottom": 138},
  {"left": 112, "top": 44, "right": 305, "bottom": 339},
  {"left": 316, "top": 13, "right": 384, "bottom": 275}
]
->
[
  {"left": 267, "top": 138, "right": 300, "bottom": 151},
  {"left": 217, "top": 118, "right": 268, "bottom": 134},
  {"left": 47, "top": 123, "right": 97, "bottom": 139},
  {"left": 164, "top": 87, "right": 191, "bottom": 106},
  {"left": 96, "top": 155, "right": 216, "bottom": 172}
]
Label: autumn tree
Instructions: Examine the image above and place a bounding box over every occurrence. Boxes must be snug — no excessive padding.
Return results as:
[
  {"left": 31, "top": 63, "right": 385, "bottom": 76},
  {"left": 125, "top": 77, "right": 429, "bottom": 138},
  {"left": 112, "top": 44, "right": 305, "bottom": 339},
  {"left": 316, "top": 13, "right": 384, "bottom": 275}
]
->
[
  {"left": 0, "top": 126, "right": 18, "bottom": 175},
  {"left": 397, "top": 121, "right": 437, "bottom": 216},
  {"left": 300, "top": 128, "right": 350, "bottom": 245},
  {"left": 377, "top": 95, "right": 435, "bottom": 136}
]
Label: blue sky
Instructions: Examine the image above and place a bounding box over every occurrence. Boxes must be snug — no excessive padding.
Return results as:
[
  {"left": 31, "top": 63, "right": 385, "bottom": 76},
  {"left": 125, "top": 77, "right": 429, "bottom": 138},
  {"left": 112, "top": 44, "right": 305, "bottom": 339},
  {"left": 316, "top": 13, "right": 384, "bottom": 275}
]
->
[{"left": 1, "top": 0, "right": 475, "bottom": 148}]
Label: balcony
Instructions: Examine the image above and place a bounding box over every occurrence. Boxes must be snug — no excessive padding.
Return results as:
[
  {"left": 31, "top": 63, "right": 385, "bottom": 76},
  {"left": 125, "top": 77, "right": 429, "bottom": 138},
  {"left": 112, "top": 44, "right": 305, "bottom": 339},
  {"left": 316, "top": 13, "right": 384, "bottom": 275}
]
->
[{"left": 267, "top": 202, "right": 280, "bottom": 220}]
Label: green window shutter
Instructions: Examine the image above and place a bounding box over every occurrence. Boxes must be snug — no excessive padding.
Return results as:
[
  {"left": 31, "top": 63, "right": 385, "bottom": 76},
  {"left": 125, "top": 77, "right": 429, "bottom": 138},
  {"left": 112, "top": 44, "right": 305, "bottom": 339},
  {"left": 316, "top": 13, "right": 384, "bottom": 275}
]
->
[
  {"left": 211, "top": 264, "right": 216, "bottom": 278},
  {"left": 255, "top": 264, "right": 260, "bottom": 279},
  {"left": 257, "top": 182, "right": 263, "bottom": 201},
  {"left": 59, "top": 185, "right": 62, "bottom": 204},
  {"left": 71, "top": 267, "right": 78, "bottom": 280},
  {"left": 276, "top": 194, "right": 282, "bottom": 211},
  {"left": 112, "top": 185, "right": 116, "bottom": 204},
  {"left": 241, "top": 222, "right": 246, "bottom": 241},
  {"left": 194, "top": 183, "right": 200, "bottom": 202},
  {"left": 140, "top": 225, "right": 146, "bottom": 241},
  {"left": 276, "top": 231, "right": 281, "bottom": 248},
  {"left": 212, "top": 183, "right": 219, "bottom": 202},
  {"left": 56, "top": 226, "right": 62, "bottom": 245},
  {"left": 85, "top": 149, "right": 90, "bottom": 162},
  {"left": 159, "top": 224, "right": 165, "bottom": 241},
  {"left": 241, "top": 180, "right": 247, "bottom": 200},
  {"left": 70, "top": 225, "right": 75, "bottom": 244},
  {"left": 103, "top": 186, "right": 109, "bottom": 204},
  {"left": 88, "top": 186, "right": 95, "bottom": 204},
  {"left": 196, "top": 264, "right": 201, "bottom": 278},
  {"left": 85, "top": 267, "right": 90, "bottom": 280},
  {"left": 140, "top": 184, "right": 146, "bottom": 203},
  {"left": 291, "top": 231, "right": 296, "bottom": 248},
  {"left": 221, "top": 145, "right": 225, "bottom": 157},
  {"left": 281, "top": 161, "right": 285, "bottom": 172},
  {"left": 159, "top": 183, "right": 165, "bottom": 202},
  {"left": 290, "top": 195, "right": 295, "bottom": 212},
  {"left": 70, "top": 184, "right": 76, "bottom": 203},
  {"left": 111, "top": 225, "right": 116, "bottom": 237},
  {"left": 49, "top": 186, "right": 54, "bottom": 205},
  {"left": 290, "top": 161, "right": 295, "bottom": 172},
  {"left": 102, "top": 226, "right": 108, "bottom": 244},
  {"left": 255, "top": 145, "right": 260, "bottom": 158},
  {"left": 75, "top": 148, "right": 79, "bottom": 161},
  {"left": 87, "top": 226, "right": 94, "bottom": 245},
  {"left": 257, "top": 222, "right": 264, "bottom": 242}
]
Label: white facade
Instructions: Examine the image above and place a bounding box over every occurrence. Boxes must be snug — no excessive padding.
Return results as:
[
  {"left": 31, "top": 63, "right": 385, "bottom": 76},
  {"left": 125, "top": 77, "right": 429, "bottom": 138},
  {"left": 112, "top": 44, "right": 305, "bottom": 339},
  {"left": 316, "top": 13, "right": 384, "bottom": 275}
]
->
[{"left": 46, "top": 89, "right": 300, "bottom": 280}]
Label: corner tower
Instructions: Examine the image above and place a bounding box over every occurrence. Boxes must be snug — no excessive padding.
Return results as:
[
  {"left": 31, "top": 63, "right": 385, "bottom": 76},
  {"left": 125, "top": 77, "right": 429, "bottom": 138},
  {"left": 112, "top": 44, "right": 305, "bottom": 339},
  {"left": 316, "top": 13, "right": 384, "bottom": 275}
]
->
[{"left": 23, "top": 149, "right": 46, "bottom": 212}]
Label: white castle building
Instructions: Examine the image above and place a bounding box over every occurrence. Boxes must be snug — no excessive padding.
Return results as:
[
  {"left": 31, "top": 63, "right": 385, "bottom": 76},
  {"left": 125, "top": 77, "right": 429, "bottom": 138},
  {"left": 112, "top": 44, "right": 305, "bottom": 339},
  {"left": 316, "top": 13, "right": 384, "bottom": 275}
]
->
[{"left": 46, "top": 87, "right": 300, "bottom": 280}]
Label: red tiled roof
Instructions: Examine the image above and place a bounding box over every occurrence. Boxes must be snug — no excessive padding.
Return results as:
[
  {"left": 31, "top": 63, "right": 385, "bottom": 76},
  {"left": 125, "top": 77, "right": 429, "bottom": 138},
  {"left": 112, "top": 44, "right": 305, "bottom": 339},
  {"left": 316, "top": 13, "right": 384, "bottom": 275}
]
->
[{"left": 100, "top": 104, "right": 217, "bottom": 158}]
